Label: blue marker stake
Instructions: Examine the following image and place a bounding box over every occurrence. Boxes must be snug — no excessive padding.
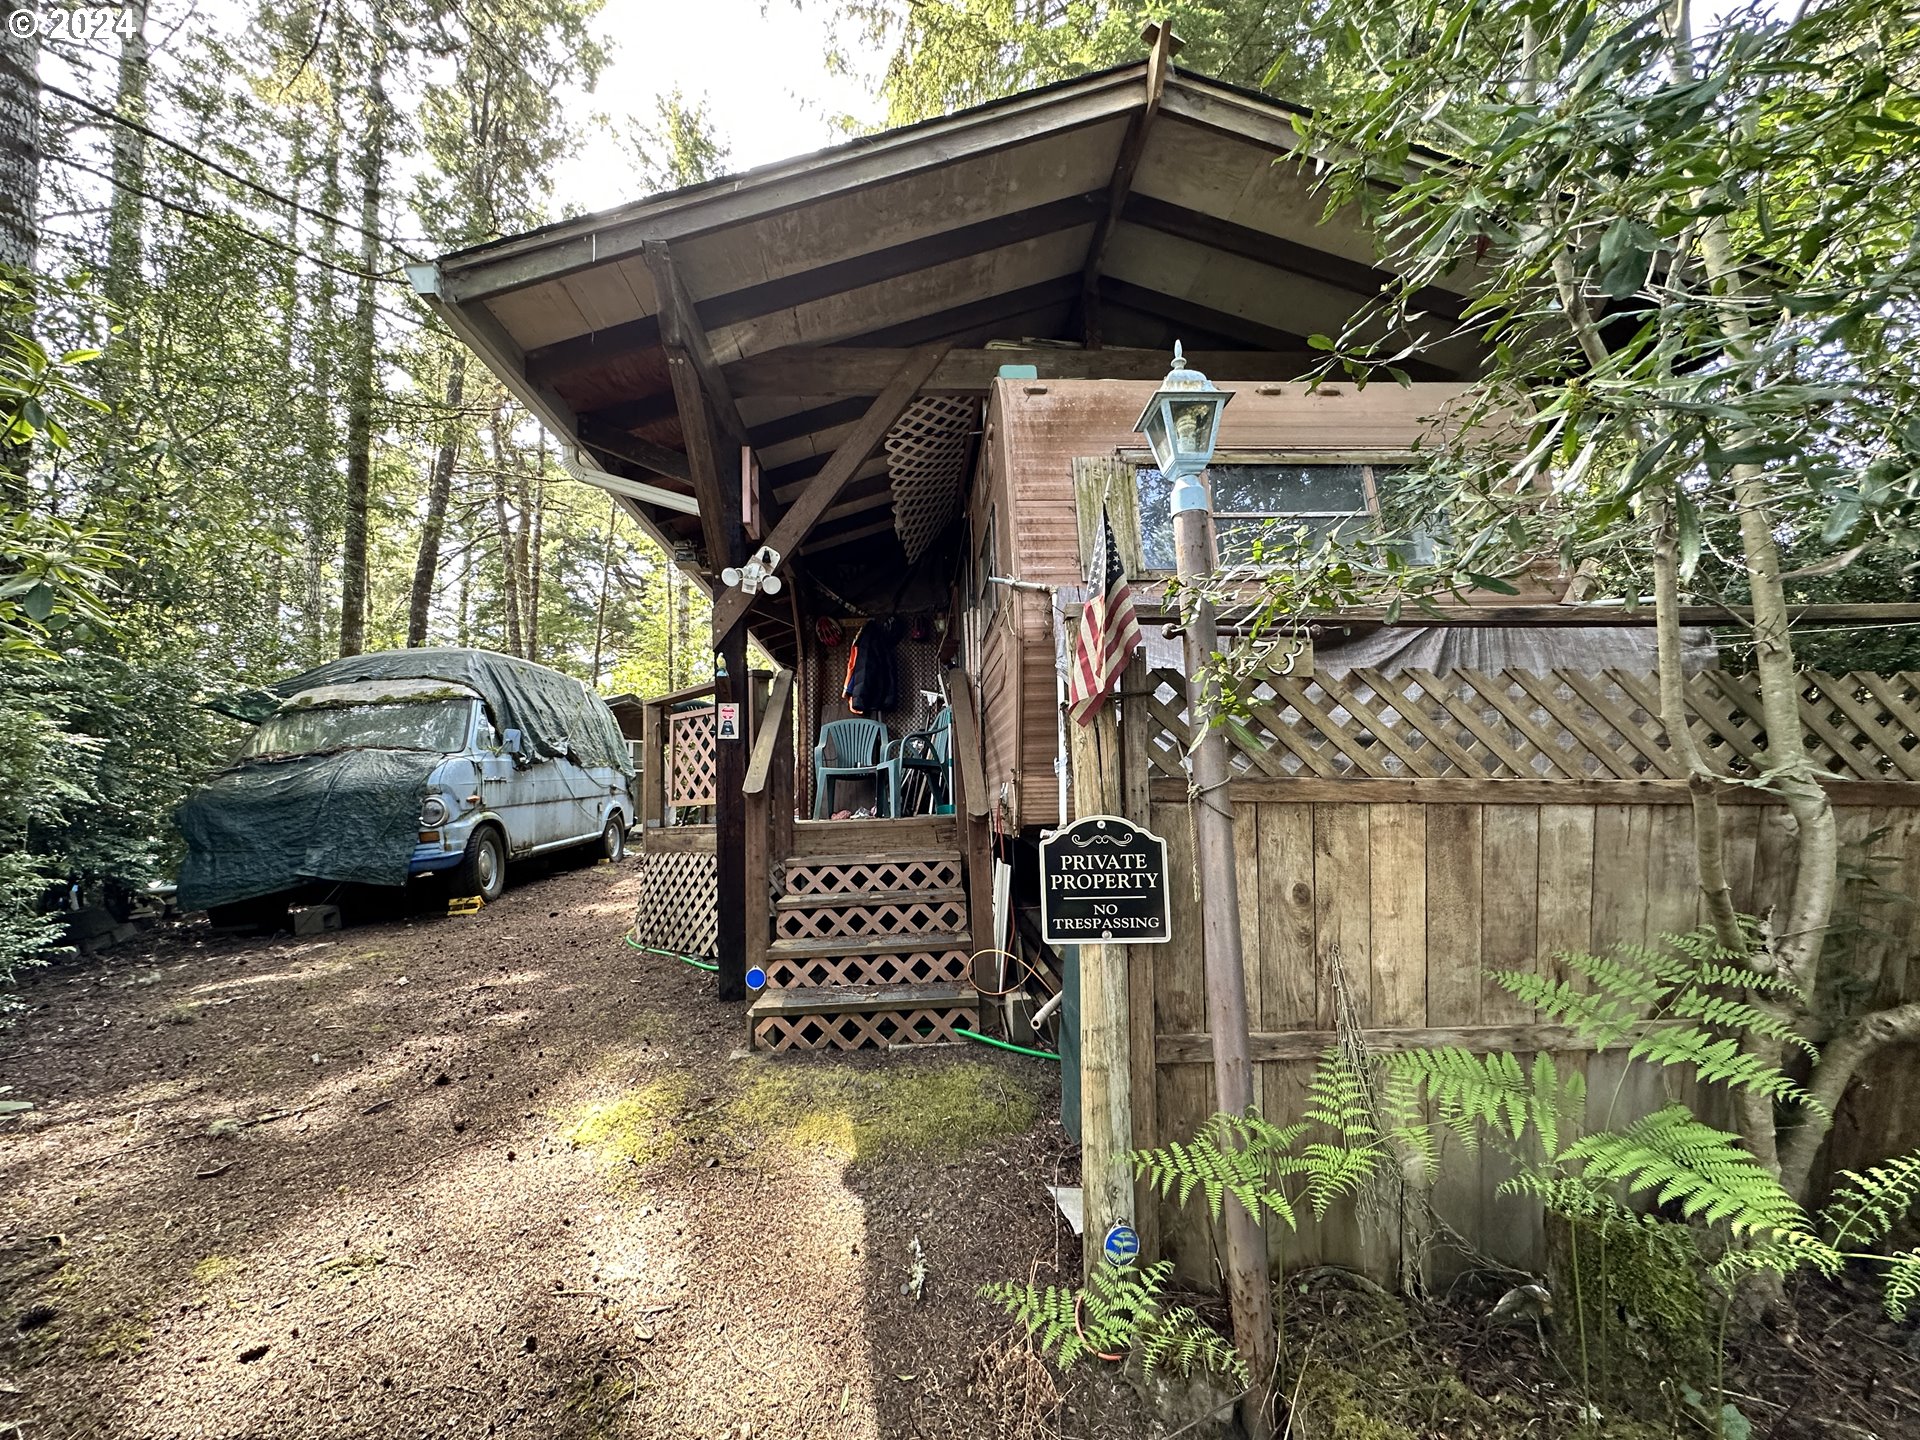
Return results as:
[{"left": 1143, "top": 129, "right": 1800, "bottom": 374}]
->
[
  {"left": 745, "top": 966, "right": 767, "bottom": 991},
  {"left": 1103, "top": 1222, "right": 1141, "bottom": 1268}
]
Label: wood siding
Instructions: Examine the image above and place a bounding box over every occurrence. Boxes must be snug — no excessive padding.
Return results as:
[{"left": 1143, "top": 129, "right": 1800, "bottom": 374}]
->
[{"left": 967, "top": 377, "right": 1480, "bottom": 829}]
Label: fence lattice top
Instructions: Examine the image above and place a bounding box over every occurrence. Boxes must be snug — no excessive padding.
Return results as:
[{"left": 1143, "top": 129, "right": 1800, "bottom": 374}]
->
[{"left": 1139, "top": 667, "right": 1920, "bottom": 783}]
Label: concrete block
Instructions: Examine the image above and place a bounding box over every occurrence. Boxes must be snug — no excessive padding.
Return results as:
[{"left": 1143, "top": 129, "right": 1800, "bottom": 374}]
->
[{"left": 290, "top": 905, "right": 342, "bottom": 937}]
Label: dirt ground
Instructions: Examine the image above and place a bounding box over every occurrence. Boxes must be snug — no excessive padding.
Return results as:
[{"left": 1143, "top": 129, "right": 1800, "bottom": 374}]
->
[{"left": 0, "top": 857, "right": 1119, "bottom": 1440}]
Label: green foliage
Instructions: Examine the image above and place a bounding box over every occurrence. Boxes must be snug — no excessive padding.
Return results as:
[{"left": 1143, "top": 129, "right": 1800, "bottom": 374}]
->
[{"left": 980, "top": 1259, "right": 1248, "bottom": 1386}]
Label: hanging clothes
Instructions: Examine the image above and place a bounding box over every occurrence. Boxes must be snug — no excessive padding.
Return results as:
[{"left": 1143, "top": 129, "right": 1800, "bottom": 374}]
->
[{"left": 843, "top": 617, "right": 901, "bottom": 715}]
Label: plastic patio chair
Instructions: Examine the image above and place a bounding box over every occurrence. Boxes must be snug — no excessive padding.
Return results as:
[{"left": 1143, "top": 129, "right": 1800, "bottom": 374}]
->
[
  {"left": 884, "top": 708, "right": 953, "bottom": 817},
  {"left": 812, "top": 717, "right": 893, "bottom": 818}
]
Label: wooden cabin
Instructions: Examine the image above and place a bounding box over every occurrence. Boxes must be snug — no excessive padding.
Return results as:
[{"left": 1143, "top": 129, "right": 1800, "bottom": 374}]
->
[{"left": 413, "top": 45, "right": 1920, "bottom": 1280}]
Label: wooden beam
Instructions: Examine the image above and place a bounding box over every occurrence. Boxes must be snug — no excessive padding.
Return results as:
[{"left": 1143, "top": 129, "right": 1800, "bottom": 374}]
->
[
  {"left": 745, "top": 395, "right": 877, "bottom": 451},
  {"left": 700, "top": 192, "right": 1104, "bottom": 331},
  {"left": 578, "top": 390, "right": 680, "bottom": 434},
  {"left": 947, "top": 668, "right": 990, "bottom": 819},
  {"left": 576, "top": 422, "right": 692, "bottom": 483},
  {"left": 659, "top": 349, "right": 731, "bottom": 567},
  {"left": 724, "top": 345, "right": 1322, "bottom": 396},
  {"left": 1157, "top": 1022, "right": 1658, "bottom": 1065},
  {"left": 845, "top": 275, "right": 1081, "bottom": 348},
  {"left": 1121, "top": 193, "right": 1471, "bottom": 322},
  {"left": 711, "top": 344, "right": 950, "bottom": 639},
  {"left": 795, "top": 515, "right": 899, "bottom": 553},
  {"left": 744, "top": 668, "right": 795, "bottom": 795},
  {"left": 1081, "top": 21, "right": 1178, "bottom": 347},
  {"left": 1146, "top": 776, "right": 1920, "bottom": 807},
  {"left": 643, "top": 239, "right": 750, "bottom": 448},
  {"left": 523, "top": 313, "right": 662, "bottom": 385}
]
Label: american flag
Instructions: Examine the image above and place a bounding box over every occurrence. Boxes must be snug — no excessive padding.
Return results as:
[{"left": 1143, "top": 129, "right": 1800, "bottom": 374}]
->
[{"left": 1068, "top": 506, "right": 1142, "bottom": 726}]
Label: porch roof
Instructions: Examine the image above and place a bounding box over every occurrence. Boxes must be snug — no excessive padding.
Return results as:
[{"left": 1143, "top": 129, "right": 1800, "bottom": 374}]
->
[{"left": 409, "top": 55, "right": 1490, "bottom": 658}]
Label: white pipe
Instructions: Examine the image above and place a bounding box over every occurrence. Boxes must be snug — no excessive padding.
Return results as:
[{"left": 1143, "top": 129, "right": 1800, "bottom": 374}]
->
[{"left": 1030, "top": 989, "right": 1065, "bottom": 1031}]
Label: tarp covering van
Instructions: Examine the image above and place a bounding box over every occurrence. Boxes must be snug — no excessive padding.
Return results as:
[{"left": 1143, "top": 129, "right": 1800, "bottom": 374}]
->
[{"left": 176, "top": 649, "right": 634, "bottom": 917}]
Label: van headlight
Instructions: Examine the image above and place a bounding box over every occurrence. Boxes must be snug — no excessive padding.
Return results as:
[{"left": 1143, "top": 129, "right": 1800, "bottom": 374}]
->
[{"left": 420, "top": 796, "right": 450, "bottom": 827}]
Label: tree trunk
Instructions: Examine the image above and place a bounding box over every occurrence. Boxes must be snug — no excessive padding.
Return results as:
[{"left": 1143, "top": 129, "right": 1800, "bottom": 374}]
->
[
  {"left": 407, "top": 348, "right": 465, "bottom": 646},
  {"left": 304, "top": 30, "right": 346, "bottom": 661},
  {"left": 487, "top": 402, "right": 524, "bottom": 656},
  {"left": 591, "top": 495, "right": 616, "bottom": 684},
  {"left": 524, "top": 455, "right": 545, "bottom": 661},
  {"left": 337, "top": 1, "right": 389, "bottom": 658},
  {"left": 0, "top": 10, "right": 36, "bottom": 272},
  {"left": 99, "top": 0, "right": 148, "bottom": 475}
]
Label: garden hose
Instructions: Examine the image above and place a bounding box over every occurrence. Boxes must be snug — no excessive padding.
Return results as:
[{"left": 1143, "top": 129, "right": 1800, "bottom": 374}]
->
[
  {"left": 954, "top": 1027, "right": 1060, "bottom": 1063},
  {"left": 623, "top": 931, "right": 719, "bottom": 972}
]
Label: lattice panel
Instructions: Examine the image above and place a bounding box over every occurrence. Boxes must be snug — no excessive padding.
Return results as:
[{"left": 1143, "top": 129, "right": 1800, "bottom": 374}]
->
[
  {"left": 781, "top": 855, "right": 963, "bottom": 896},
  {"left": 1141, "top": 667, "right": 1920, "bottom": 784},
  {"left": 667, "top": 706, "right": 717, "bottom": 807},
  {"left": 763, "top": 950, "right": 971, "bottom": 989},
  {"left": 752, "top": 1003, "right": 979, "bottom": 1052},
  {"left": 632, "top": 850, "right": 718, "bottom": 958},
  {"left": 775, "top": 897, "right": 969, "bottom": 942},
  {"left": 887, "top": 395, "right": 977, "bottom": 562}
]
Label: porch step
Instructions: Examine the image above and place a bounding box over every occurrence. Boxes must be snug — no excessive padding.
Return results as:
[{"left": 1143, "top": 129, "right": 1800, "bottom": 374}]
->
[
  {"left": 748, "top": 982, "right": 979, "bottom": 1052},
  {"left": 780, "top": 852, "right": 962, "bottom": 897},
  {"left": 766, "top": 932, "right": 972, "bottom": 960},
  {"left": 763, "top": 948, "right": 971, "bottom": 990},
  {"left": 775, "top": 886, "right": 965, "bottom": 910},
  {"left": 774, "top": 892, "right": 969, "bottom": 943}
]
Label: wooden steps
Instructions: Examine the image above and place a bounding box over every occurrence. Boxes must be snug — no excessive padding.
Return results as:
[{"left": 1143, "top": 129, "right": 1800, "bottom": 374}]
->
[
  {"left": 749, "top": 983, "right": 978, "bottom": 1052},
  {"left": 753, "top": 840, "right": 976, "bottom": 1052}
]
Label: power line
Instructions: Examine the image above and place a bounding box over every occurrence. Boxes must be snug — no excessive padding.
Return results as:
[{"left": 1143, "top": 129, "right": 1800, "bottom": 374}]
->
[{"left": 39, "top": 76, "right": 429, "bottom": 264}]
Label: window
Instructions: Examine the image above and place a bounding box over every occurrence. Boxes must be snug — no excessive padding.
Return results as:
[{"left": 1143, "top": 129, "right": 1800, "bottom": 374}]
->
[{"left": 1134, "top": 460, "right": 1433, "bottom": 571}]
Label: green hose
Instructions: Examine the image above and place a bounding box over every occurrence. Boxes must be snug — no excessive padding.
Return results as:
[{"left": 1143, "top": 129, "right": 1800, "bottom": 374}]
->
[
  {"left": 623, "top": 933, "right": 719, "bottom": 972},
  {"left": 955, "top": 1027, "right": 1060, "bottom": 1062}
]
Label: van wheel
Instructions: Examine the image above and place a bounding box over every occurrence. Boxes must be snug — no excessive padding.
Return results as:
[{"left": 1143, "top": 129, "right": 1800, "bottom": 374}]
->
[
  {"left": 453, "top": 826, "right": 507, "bottom": 903},
  {"left": 601, "top": 815, "right": 627, "bottom": 862}
]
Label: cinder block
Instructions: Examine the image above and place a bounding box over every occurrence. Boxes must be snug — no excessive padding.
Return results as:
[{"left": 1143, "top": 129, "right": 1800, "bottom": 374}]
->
[{"left": 290, "top": 905, "right": 342, "bottom": 937}]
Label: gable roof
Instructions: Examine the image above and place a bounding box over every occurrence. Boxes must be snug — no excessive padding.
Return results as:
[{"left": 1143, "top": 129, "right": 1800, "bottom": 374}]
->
[{"left": 410, "top": 58, "right": 1487, "bottom": 653}]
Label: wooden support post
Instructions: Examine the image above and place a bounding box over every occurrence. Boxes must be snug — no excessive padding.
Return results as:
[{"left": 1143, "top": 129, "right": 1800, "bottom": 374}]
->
[
  {"left": 1173, "top": 489, "right": 1276, "bottom": 1429},
  {"left": 1067, "top": 621, "right": 1136, "bottom": 1281},
  {"left": 1118, "top": 653, "right": 1159, "bottom": 1264},
  {"left": 640, "top": 700, "right": 665, "bottom": 837},
  {"left": 744, "top": 670, "right": 773, "bottom": 989}
]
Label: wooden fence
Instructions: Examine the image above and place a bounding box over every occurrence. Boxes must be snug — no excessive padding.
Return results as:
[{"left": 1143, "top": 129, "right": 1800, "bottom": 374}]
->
[{"left": 1107, "top": 662, "right": 1920, "bottom": 1286}]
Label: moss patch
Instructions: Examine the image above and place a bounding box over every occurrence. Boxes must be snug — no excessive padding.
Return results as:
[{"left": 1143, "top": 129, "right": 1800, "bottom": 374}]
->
[
  {"left": 734, "top": 1060, "right": 1037, "bottom": 1165},
  {"left": 562, "top": 1077, "right": 697, "bottom": 1169},
  {"left": 192, "top": 1255, "right": 240, "bottom": 1287}
]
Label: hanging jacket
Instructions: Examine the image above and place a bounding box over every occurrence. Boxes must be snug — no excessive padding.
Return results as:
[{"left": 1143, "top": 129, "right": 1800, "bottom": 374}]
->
[{"left": 843, "top": 617, "right": 901, "bottom": 715}]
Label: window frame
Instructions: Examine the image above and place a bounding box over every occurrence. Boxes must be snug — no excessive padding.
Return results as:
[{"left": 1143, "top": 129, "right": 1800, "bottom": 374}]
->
[{"left": 1121, "top": 450, "right": 1418, "bottom": 575}]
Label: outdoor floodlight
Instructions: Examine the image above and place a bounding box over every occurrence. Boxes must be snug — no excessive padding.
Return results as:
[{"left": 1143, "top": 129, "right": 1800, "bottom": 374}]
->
[
  {"left": 1133, "top": 341, "right": 1231, "bottom": 514},
  {"left": 721, "top": 544, "right": 784, "bottom": 596}
]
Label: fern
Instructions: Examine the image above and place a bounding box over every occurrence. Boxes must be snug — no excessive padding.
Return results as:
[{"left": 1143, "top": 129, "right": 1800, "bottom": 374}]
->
[
  {"left": 1563, "top": 1106, "right": 1809, "bottom": 1236},
  {"left": 1884, "top": 1253, "right": 1920, "bottom": 1321},
  {"left": 1822, "top": 1152, "right": 1920, "bottom": 1248},
  {"left": 1625, "top": 1029, "right": 1816, "bottom": 1109},
  {"left": 1392, "top": 1047, "right": 1584, "bottom": 1160},
  {"left": 980, "top": 1260, "right": 1248, "bottom": 1385}
]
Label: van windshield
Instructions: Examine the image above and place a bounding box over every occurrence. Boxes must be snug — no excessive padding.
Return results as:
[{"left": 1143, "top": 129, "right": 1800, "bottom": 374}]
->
[{"left": 241, "top": 700, "right": 473, "bottom": 760}]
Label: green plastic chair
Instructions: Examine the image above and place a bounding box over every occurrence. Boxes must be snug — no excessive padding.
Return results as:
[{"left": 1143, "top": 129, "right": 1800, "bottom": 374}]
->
[
  {"left": 812, "top": 717, "right": 893, "bottom": 818},
  {"left": 884, "top": 709, "right": 953, "bottom": 817}
]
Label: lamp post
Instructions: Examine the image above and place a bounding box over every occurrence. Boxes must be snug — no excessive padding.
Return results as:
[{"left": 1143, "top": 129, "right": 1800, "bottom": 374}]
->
[{"left": 1136, "top": 345, "right": 1276, "bottom": 1427}]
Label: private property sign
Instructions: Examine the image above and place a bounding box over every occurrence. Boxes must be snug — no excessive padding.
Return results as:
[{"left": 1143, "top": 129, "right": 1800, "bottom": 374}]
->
[{"left": 1039, "top": 815, "right": 1171, "bottom": 945}]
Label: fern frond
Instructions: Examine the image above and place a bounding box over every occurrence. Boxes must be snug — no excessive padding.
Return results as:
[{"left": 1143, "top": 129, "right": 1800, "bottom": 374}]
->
[
  {"left": 1392, "top": 1047, "right": 1582, "bottom": 1158},
  {"left": 1710, "top": 1230, "right": 1842, "bottom": 1288},
  {"left": 1304, "top": 1050, "right": 1380, "bottom": 1143},
  {"left": 1561, "top": 942, "right": 1676, "bottom": 1009},
  {"left": 1496, "top": 969, "right": 1645, "bottom": 1047},
  {"left": 1138, "top": 1307, "right": 1250, "bottom": 1387},
  {"left": 1883, "top": 1252, "right": 1920, "bottom": 1321},
  {"left": 1663, "top": 989, "right": 1816, "bottom": 1057},
  {"left": 1130, "top": 1112, "right": 1307, "bottom": 1229},
  {"left": 1626, "top": 1027, "right": 1817, "bottom": 1108},
  {"left": 1823, "top": 1152, "right": 1920, "bottom": 1248},
  {"left": 1564, "top": 1105, "right": 1807, "bottom": 1236}
]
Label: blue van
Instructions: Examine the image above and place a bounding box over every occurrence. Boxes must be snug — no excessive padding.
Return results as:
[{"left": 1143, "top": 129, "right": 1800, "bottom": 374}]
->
[{"left": 176, "top": 649, "right": 634, "bottom": 922}]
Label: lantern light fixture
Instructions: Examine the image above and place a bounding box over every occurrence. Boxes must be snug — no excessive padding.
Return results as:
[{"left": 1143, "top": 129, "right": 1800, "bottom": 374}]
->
[{"left": 1133, "top": 341, "right": 1231, "bottom": 514}]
